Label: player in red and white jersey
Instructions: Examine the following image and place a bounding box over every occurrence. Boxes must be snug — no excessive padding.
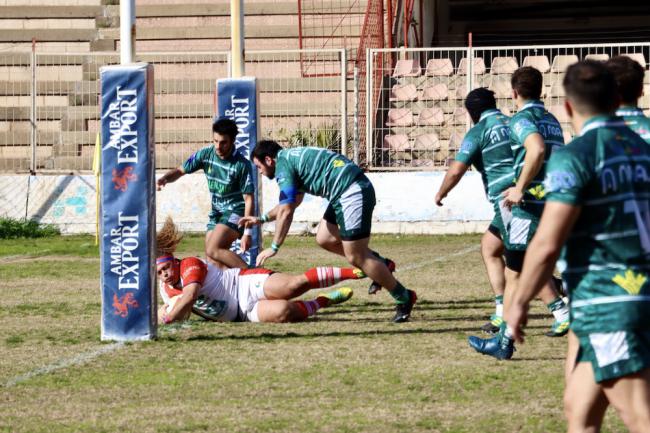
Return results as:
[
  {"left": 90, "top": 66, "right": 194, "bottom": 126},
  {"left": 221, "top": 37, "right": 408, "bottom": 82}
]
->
[{"left": 156, "top": 217, "right": 365, "bottom": 325}]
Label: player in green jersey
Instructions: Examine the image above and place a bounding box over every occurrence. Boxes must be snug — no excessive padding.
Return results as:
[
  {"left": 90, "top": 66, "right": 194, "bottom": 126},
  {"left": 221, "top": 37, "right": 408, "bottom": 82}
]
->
[
  {"left": 468, "top": 67, "right": 570, "bottom": 360},
  {"left": 157, "top": 117, "right": 255, "bottom": 269},
  {"left": 435, "top": 88, "right": 512, "bottom": 334},
  {"left": 606, "top": 55, "right": 650, "bottom": 144},
  {"left": 507, "top": 61, "right": 650, "bottom": 433},
  {"left": 240, "top": 141, "right": 417, "bottom": 323}
]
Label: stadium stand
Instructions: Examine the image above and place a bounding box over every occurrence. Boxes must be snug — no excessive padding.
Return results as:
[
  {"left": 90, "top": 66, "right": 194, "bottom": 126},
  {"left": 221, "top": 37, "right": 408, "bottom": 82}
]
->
[
  {"left": 392, "top": 58, "right": 422, "bottom": 77},
  {"left": 425, "top": 58, "right": 454, "bottom": 76},
  {"left": 522, "top": 55, "right": 550, "bottom": 73}
]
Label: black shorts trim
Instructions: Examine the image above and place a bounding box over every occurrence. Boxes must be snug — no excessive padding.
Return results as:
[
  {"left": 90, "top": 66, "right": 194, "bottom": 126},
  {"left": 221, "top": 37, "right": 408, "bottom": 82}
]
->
[
  {"left": 504, "top": 248, "right": 526, "bottom": 272},
  {"left": 487, "top": 224, "right": 501, "bottom": 239}
]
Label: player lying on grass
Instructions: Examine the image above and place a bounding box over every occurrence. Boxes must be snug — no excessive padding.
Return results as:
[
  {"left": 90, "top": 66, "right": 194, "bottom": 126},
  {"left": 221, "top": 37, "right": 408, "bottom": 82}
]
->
[{"left": 156, "top": 217, "right": 364, "bottom": 324}]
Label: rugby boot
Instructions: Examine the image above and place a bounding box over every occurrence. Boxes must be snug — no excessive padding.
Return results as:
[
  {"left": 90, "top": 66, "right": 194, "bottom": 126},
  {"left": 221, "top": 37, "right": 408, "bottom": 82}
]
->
[
  {"left": 392, "top": 289, "right": 417, "bottom": 323},
  {"left": 317, "top": 287, "right": 354, "bottom": 306},
  {"left": 468, "top": 334, "right": 515, "bottom": 360},
  {"left": 545, "top": 319, "right": 570, "bottom": 337},
  {"left": 480, "top": 314, "right": 504, "bottom": 335}
]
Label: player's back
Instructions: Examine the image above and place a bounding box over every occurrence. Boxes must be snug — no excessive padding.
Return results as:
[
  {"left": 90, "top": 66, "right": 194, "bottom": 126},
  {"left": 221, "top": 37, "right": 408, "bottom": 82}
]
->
[
  {"left": 548, "top": 116, "right": 650, "bottom": 333},
  {"left": 478, "top": 110, "right": 515, "bottom": 201},
  {"left": 199, "top": 264, "right": 241, "bottom": 321},
  {"left": 616, "top": 106, "right": 650, "bottom": 144},
  {"left": 276, "top": 147, "right": 363, "bottom": 201}
]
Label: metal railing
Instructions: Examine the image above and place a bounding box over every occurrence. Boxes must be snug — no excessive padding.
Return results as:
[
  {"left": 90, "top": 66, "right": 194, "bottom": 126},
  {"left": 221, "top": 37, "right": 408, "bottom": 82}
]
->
[
  {"left": 0, "top": 48, "right": 349, "bottom": 173},
  {"left": 367, "top": 43, "right": 650, "bottom": 170}
]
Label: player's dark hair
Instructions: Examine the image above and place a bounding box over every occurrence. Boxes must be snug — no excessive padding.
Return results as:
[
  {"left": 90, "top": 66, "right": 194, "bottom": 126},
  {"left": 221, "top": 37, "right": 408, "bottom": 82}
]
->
[
  {"left": 563, "top": 60, "right": 618, "bottom": 115},
  {"left": 464, "top": 87, "right": 496, "bottom": 123},
  {"left": 511, "top": 66, "right": 543, "bottom": 100},
  {"left": 212, "top": 117, "right": 239, "bottom": 141},
  {"left": 252, "top": 140, "right": 283, "bottom": 161},
  {"left": 605, "top": 55, "right": 645, "bottom": 105}
]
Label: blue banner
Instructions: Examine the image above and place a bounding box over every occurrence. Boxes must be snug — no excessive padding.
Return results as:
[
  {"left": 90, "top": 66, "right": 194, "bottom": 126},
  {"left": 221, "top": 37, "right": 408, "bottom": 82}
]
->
[
  {"left": 100, "top": 64, "right": 156, "bottom": 341},
  {"left": 217, "top": 77, "right": 260, "bottom": 267}
]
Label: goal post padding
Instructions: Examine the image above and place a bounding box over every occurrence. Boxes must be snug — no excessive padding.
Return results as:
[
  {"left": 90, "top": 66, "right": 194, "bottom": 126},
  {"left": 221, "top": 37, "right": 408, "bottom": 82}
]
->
[{"left": 99, "top": 63, "right": 156, "bottom": 341}]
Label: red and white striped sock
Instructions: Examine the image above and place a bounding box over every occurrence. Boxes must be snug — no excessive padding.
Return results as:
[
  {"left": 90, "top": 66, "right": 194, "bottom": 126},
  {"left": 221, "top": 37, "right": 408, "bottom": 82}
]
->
[
  {"left": 293, "top": 298, "right": 329, "bottom": 320},
  {"left": 304, "top": 267, "right": 361, "bottom": 289}
]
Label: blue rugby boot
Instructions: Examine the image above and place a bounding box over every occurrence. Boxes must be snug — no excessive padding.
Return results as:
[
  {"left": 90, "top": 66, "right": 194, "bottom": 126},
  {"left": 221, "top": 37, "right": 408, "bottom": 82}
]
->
[{"left": 468, "top": 333, "right": 515, "bottom": 360}]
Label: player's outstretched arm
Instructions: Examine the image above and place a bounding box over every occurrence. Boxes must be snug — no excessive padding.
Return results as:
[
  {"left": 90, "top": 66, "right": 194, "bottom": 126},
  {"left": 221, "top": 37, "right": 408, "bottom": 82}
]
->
[
  {"left": 256, "top": 202, "right": 298, "bottom": 266},
  {"left": 435, "top": 161, "right": 469, "bottom": 206},
  {"left": 240, "top": 193, "right": 255, "bottom": 252},
  {"left": 157, "top": 167, "right": 185, "bottom": 191},
  {"left": 506, "top": 201, "right": 581, "bottom": 342},
  {"left": 159, "top": 282, "right": 201, "bottom": 324}
]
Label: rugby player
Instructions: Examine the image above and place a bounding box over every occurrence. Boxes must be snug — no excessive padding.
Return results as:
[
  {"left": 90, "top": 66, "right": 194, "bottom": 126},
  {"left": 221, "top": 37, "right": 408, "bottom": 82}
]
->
[
  {"left": 469, "top": 66, "right": 570, "bottom": 360},
  {"left": 157, "top": 117, "right": 254, "bottom": 269},
  {"left": 239, "top": 142, "right": 417, "bottom": 323},
  {"left": 156, "top": 217, "right": 361, "bottom": 324},
  {"left": 506, "top": 60, "right": 650, "bottom": 433}
]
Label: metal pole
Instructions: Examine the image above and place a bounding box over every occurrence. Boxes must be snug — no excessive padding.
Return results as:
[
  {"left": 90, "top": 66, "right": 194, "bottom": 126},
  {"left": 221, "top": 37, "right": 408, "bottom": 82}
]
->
[
  {"left": 340, "top": 49, "right": 348, "bottom": 157},
  {"left": 120, "top": 0, "right": 135, "bottom": 64},
  {"left": 30, "top": 39, "right": 36, "bottom": 173},
  {"left": 467, "top": 32, "right": 473, "bottom": 133},
  {"left": 230, "top": 0, "right": 245, "bottom": 77},
  {"left": 365, "top": 49, "right": 372, "bottom": 165},
  {"left": 353, "top": 65, "right": 360, "bottom": 165}
]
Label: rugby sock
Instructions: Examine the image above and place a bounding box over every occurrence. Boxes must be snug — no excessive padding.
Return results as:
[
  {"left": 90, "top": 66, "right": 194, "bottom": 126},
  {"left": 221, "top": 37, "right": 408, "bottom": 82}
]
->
[
  {"left": 547, "top": 297, "right": 570, "bottom": 322},
  {"left": 293, "top": 298, "right": 329, "bottom": 320},
  {"left": 389, "top": 281, "right": 411, "bottom": 304},
  {"left": 495, "top": 295, "right": 504, "bottom": 317},
  {"left": 304, "top": 267, "right": 363, "bottom": 289}
]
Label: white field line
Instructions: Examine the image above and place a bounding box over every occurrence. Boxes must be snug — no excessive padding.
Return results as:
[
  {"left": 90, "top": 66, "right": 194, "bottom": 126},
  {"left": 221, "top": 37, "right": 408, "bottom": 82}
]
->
[
  {"left": 396, "top": 244, "right": 481, "bottom": 273},
  {"left": 0, "top": 249, "right": 52, "bottom": 264},
  {"left": 4, "top": 342, "right": 125, "bottom": 387}
]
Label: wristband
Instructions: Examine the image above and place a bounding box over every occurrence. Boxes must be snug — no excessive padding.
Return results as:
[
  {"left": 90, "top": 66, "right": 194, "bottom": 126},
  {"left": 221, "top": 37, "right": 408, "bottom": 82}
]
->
[
  {"left": 260, "top": 213, "right": 270, "bottom": 223},
  {"left": 271, "top": 242, "right": 280, "bottom": 252},
  {"left": 243, "top": 228, "right": 253, "bottom": 236}
]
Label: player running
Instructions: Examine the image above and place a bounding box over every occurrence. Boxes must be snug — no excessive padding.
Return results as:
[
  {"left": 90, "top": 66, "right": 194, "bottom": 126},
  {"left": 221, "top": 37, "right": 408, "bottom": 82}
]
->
[
  {"left": 468, "top": 66, "right": 571, "bottom": 360},
  {"left": 435, "top": 87, "right": 512, "bottom": 334},
  {"left": 606, "top": 55, "right": 650, "bottom": 144},
  {"left": 157, "top": 117, "right": 255, "bottom": 269},
  {"left": 506, "top": 60, "right": 650, "bottom": 433},
  {"left": 239, "top": 142, "right": 417, "bottom": 323},
  {"left": 156, "top": 217, "right": 363, "bottom": 325}
]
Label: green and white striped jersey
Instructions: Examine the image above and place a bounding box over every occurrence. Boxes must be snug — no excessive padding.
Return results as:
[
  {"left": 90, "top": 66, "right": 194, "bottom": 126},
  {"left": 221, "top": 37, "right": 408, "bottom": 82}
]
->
[
  {"left": 455, "top": 109, "right": 514, "bottom": 203},
  {"left": 545, "top": 115, "right": 650, "bottom": 334},
  {"left": 509, "top": 100, "right": 564, "bottom": 210},
  {"left": 616, "top": 106, "right": 650, "bottom": 144},
  {"left": 182, "top": 146, "right": 254, "bottom": 215},
  {"left": 275, "top": 147, "right": 364, "bottom": 202}
]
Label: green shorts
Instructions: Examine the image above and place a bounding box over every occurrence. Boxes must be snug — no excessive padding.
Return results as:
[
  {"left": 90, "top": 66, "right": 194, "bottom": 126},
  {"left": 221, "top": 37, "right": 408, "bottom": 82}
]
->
[
  {"left": 576, "top": 329, "right": 650, "bottom": 382},
  {"left": 323, "top": 177, "right": 376, "bottom": 241},
  {"left": 207, "top": 209, "right": 244, "bottom": 236},
  {"left": 507, "top": 203, "right": 540, "bottom": 251},
  {"left": 490, "top": 199, "right": 509, "bottom": 243}
]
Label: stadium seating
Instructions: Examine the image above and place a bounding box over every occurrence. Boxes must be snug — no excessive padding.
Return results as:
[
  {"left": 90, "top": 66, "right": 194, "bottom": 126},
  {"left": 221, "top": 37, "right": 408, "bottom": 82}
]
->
[
  {"left": 383, "top": 134, "right": 410, "bottom": 151},
  {"left": 392, "top": 59, "right": 421, "bottom": 77},
  {"left": 490, "top": 57, "right": 518, "bottom": 74},
  {"left": 458, "top": 57, "right": 486, "bottom": 75},
  {"left": 551, "top": 55, "right": 579, "bottom": 73},
  {"left": 418, "top": 107, "right": 445, "bottom": 126},
  {"left": 585, "top": 53, "right": 610, "bottom": 61},
  {"left": 522, "top": 55, "right": 550, "bottom": 73},
  {"left": 386, "top": 108, "right": 414, "bottom": 127},
  {"left": 623, "top": 52, "right": 647, "bottom": 67},
  {"left": 487, "top": 74, "right": 513, "bottom": 99},
  {"left": 548, "top": 81, "right": 565, "bottom": 97},
  {"left": 413, "top": 133, "right": 441, "bottom": 151},
  {"left": 548, "top": 104, "right": 569, "bottom": 123},
  {"left": 448, "top": 107, "right": 470, "bottom": 125},
  {"left": 420, "top": 83, "right": 449, "bottom": 101},
  {"left": 390, "top": 83, "right": 418, "bottom": 101},
  {"left": 425, "top": 58, "right": 454, "bottom": 76}
]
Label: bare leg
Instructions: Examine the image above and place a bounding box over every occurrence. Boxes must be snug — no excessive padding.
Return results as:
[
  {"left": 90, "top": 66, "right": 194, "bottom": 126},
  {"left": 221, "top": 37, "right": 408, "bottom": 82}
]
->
[
  {"left": 205, "top": 224, "right": 248, "bottom": 269},
  {"left": 566, "top": 330, "right": 580, "bottom": 385},
  {"left": 341, "top": 237, "right": 398, "bottom": 291},
  {"left": 564, "top": 361, "right": 610, "bottom": 433},
  {"left": 481, "top": 230, "right": 505, "bottom": 297},
  {"left": 315, "top": 219, "right": 345, "bottom": 256},
  {"left": 262, "top": 273, "right": 310, "bottom": 300},
  {"left": 603, "top": 368, "right": 650, "bottom": 433}
]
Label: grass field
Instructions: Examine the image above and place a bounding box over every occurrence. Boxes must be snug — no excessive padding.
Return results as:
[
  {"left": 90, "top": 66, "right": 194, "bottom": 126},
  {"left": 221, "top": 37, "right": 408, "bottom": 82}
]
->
[{"left": 0, "top": 234, "right": 626, "bottom": 433}]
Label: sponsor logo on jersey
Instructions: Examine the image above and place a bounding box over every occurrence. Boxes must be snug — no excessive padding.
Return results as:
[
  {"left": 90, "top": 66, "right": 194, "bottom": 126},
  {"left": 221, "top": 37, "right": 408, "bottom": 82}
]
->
[
  {"left": 612, "top": 269, "right": 647, "bottom": 295},
  {"left": 112, "top": 166, "right": 138, "bottom": 192},
  {"left": 544, "top": 170, "right": 576, "bottom": 192}
]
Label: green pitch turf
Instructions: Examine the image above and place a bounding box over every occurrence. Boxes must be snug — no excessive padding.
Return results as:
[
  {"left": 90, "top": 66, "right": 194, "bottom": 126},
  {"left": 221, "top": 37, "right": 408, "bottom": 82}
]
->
[{"left": 0, "top": 234, "right": 625, "bottom": 432}]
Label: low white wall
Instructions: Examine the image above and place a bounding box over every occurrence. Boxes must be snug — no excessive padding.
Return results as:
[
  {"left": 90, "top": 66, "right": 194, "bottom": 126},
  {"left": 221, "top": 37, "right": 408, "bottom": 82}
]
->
[{"left": 0, "top": 172, "right": 493, "bottom": 234}]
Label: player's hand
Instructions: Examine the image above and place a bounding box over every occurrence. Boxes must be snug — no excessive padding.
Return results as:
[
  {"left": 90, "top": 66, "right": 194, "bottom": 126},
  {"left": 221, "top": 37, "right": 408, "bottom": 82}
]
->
[
  {"left": 238, "top": 216, "right": 260, "bottom": 227},
  {"left": 504, "top": 300, "right": 529, "bottom": 344},
  {"left": 256, "top": 248, "right": 277, "bottom": 267},
  {"left": 435, "top": 191, "right": 446, "bottom": 206},
  {"left": 502, "top": 187, "right": 524, "bottom": 209},
  {"left": 157, "top": 305, "right": 168, "bottom": 325},
  {"left": 240, "top": 234, "right": 251, "bottom": 252},
  {"left": 156, "top": 178, "right": 167, "bottom": 191}
]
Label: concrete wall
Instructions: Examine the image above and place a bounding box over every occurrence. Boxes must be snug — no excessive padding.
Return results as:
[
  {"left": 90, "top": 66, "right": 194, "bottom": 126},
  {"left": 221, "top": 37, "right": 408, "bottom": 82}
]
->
[{"left": 0, "top": 171, "right": 493, "bottom": 234}]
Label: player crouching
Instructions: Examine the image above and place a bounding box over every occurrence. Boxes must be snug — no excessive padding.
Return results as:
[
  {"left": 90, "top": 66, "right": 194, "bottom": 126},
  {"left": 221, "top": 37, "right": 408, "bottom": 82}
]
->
[{"left": 156, "top": 217, "right": 364, "bottom": 324}]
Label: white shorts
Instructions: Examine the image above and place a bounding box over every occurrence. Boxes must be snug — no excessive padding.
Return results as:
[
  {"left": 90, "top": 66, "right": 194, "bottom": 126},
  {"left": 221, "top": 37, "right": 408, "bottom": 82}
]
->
[{"left": 236, "top": 269, "right": 272, "bottom": 322}]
